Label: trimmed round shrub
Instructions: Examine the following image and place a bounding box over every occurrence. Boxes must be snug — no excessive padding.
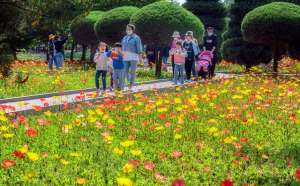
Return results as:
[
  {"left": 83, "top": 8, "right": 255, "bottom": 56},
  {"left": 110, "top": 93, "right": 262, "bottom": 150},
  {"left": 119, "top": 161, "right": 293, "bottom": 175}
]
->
[
  {"left": 70, "top": 11, "right": 103, "bottom": 46},
  {"left": 130, "top": 1, "right": 204, "bottom": 47},
  {"left": 95, "top": 6, "right": 139, "bottom": 45},
  {"left": 242, "top": 2, "right": 300, "bottom": 45}
]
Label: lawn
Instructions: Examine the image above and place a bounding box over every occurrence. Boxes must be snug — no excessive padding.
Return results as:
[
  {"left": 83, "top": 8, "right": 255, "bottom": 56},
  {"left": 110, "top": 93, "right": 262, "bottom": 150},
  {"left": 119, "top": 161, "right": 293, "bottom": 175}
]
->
[{"left": 0, "top": 75, "right": 300, "bottom": 185}]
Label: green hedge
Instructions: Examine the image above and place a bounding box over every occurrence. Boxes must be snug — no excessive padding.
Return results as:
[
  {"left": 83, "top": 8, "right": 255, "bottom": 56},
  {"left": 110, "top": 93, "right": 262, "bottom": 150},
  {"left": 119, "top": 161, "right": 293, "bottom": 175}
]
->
[
  {"left": 70, "top": 11, "right": 103, "bottom": 46},
  {"left": 94, "top": 6, "right": 139, "bottom": 45},
  {"left": 130, "top": 1, "right": 204, "bottom": 47},
  {"left": 242, "top": 2, "right": 300, "bottom": 45}
]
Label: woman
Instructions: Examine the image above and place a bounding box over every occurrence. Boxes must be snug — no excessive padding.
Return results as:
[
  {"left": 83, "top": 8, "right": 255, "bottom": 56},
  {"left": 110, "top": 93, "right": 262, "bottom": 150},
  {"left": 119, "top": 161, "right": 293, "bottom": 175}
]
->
[
  {"left": 121, "top": 24, "right": 143, "bottom": 90},
  {"left": 182, "top": 31, "right": 200, "bottom": 82}
]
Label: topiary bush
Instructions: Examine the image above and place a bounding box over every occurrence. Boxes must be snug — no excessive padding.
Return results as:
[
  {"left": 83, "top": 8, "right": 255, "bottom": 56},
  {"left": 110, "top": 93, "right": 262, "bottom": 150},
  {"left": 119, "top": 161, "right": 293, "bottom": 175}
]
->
[
  {"left": 221, "top": 0, "right": 272, "bottom": 69},
  {"left": 94, "top": 6, "right": 139, "bottom": 45},
  {"left": 131, "top": 1, "right": 204, "bottom": 47},
  {"left": 242, "top": 2, "right": 300, "bottom": 72},
  {"left": 0, "top": 43, "right": 14, "bottom": 78},
  {"left": 70, "top": 11, "right": 104, "bottom": 46}
]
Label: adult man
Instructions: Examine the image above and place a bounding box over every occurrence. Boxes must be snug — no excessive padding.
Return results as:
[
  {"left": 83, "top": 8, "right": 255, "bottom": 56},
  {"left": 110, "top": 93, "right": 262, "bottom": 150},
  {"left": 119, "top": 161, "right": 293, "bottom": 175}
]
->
[
  {"left": 203, "top": 27, "right": 218, "bottom": 78},
  {"left": 53, "top": 35, "right": 68, "bottom": 69},
  {"left": 48, "top": 34, "right": 57, "bottom": 70}
]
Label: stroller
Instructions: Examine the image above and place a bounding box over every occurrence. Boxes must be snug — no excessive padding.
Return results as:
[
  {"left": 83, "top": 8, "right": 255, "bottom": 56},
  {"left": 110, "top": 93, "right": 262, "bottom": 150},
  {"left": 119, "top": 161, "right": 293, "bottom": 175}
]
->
[{"left": 196, "top": 50, "right": 213, "bottom": 79}]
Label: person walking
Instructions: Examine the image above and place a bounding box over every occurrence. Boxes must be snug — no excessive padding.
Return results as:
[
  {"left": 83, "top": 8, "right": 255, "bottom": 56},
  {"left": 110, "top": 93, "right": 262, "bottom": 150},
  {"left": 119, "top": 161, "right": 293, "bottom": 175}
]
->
[
  {"left": 53, "top": 35, "right": 68, "bottom": 69},
  {"left": 121, "top": 24, "right": 143, "bottom": 91},
  {"left": 47, "top": 34, "right": 57, "bottom": 70},
  {"left": 182, "top": 31, "right": 200, "bottom": 82},
  {"left": 203, "top": 27, "right": 218, "bottom": 78}
]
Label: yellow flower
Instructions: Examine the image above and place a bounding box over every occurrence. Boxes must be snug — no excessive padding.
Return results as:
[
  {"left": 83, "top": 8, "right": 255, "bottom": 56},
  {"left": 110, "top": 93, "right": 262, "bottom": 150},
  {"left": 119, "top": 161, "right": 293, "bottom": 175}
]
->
[
  {"left": 130, "top": 149, "right": 142, "bottom": 156},
  {"left": 120, "top": 140, "right": 135, "bottom": 148},
  {"left": 0, "top": 125, "right": 8, "bottom": 131},
  {"left": 96, "top": 109, "right": 104, "bottom": 116},
  {"left": 155, "top": 126, "right": 164, "bottom": 131},
  {"left": 60, "top": 159, "right": 69, "bottom": 165},
  {"left": 116, "top": 177, "right": 133, "bottom": 186},
  {"left": 70, "top": 152, "right": 82, "bottom": 157},
  {"left": 22, "top": 171, "right": 36, "bottom": 181},
  {"left": 157, "top": 107, "right": 168, "bottom": 113},
  {"left": 108, "top": 118, "right": 115, "bottom": 125},
  {"left": 3, "top": 133, "right": 14, "bottom": 138},
  {"left": 175, "top": 106, "right": 183, "bottom": 111},
  {"left": 174, "top": 98, "right": 182, "bottom": 104},
  {"left": 208, "top": 119, "right": 218, "bottom": 125},
  {"left": 20, "top": 145, "right": 28, "bottom": 153},
  {"left": 232, "top": 95, "right": 243, "bottom": 99},
  {"left": 76, "top": 177, "right": 87, "bottom": 185},
  {"left": 113, "top": 147, "right": 123, "bottom": 156},
  {"left": 208, "top": 127, "right": 219, "bottom": 136},
  {"left": 0, "top": 114, "right": 7, "bottom": 122},
  {"left": 224, "top": 136, "right": 237, "bottom": 144},
  {"left": 27, "top": 152, "right": 39, "bottom": 161},
  {"left": 123, "top": 163, "right": 134, "bottom": 173},
  {"left": 44, "top": 111, "right": 52, "bottom": 117},
  {"left": 175, "top": 133, "right": 182, "bottom": 139},
  {"left": 255, "top": 144, "right": 263, "bottom": 150}
]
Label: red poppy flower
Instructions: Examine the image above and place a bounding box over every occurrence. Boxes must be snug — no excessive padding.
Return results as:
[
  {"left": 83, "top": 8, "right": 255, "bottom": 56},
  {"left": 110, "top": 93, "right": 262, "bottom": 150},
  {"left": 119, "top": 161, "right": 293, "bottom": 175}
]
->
[
  {"left": 144, "top": 161, "right": 155, "bottom": 171},
  {"left": 221, "top": 179, "right": 234, "bottom": 186},
  {"left": 13, "top": 150, "right": 26, "bottom": 158},
  {"left": 295, "top": 168, "right": 300, "bottom": 180},
  {"left": 18, "top": 115, "right": 26, "bottom": 124},
  {"left": 240, "top": 137, "right": 248, "bottom": 143},
  {"left": 159, "top": 113, "right": 166, "bottom": 120},
  {"left": 165, "top": 121, "right": 171, "bottom": 128},
  {"left": 32, "top": 105, "right": 43, "bottom": 112},
  {"left": 171, "top": 179, "right": 185, "bottom": 186},
  {"left": 26, "top": 127, "right": 38, "bottom": 138},
  {"left": 1, "top": 160, "right": 16, "bottom": 168}
]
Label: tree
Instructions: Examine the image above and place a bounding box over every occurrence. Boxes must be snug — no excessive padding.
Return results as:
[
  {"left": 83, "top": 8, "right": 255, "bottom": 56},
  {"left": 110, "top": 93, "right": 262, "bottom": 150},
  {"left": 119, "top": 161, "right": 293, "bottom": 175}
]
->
[
  {"left": 131, "top": 1, "right": 204, "bottom": 77},
  {"left": 71, "top": 11, "right": 104, "bottom": 61},
  {"left": 242, "top": 2, "right": 300, "bottom": 72},
  {"left": 183, "top": 0, "right": 227, "bottom": 60},
  {"left": 95, "top": 6, "right": 139, "bottom": 45},
  {"left": 92, "top": 0, "right": 160, "bottom": 11},
  {"left": 221, "top": 0, "right": 272, "bottom": 70}
]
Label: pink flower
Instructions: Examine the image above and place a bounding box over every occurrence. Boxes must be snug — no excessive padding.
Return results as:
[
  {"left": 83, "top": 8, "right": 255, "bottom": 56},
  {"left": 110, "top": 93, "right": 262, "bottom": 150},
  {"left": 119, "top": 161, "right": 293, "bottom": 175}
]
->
[
  {"left": 1, "top": 160, "right": 16, "bottom": 168},
  {"left": 154, "top": 172, "right": 166, "bottom": 182},
  {"left": 144, "top": 161, "right": 155, "bottom": 171},
  {"left": 172, "top": 150, "right": 183, "bottom": 159},
  {"left": 171, "top": 179, "right": 185, "bottom": 186},
  {"left": 128, "top": 160, "right": 140, "bottom": 167}
]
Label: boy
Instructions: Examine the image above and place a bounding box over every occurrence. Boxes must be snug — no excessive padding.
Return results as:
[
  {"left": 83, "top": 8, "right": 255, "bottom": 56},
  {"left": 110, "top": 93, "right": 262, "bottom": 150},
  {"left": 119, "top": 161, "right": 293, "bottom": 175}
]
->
[{"left": 109, "top": 43, "right": 125, "bottom": 91}]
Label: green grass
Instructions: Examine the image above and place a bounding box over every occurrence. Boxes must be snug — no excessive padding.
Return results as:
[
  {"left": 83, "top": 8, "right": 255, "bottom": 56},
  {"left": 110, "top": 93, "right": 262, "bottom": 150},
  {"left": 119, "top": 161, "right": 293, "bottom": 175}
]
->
[{"left": 0, "top": 75, "right": 299, "bottom": 185}]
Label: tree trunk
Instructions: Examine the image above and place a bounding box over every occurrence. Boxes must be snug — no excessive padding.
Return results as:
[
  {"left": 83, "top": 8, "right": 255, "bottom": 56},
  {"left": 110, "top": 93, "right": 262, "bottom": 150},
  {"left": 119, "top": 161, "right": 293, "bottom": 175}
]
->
[
  {"left": 155, "top": 47, "right": 162, "bottom": 77},
  {"left": 81, "top": 45, "right": 87, "bottom": 61},
  {"left": 273, "top": 45, "right": 280, "bottom": 73},
  {"left": 90, "top": 44, "right": 97, "bottom": 63},
  {"left": 70, "top": 41, "right": 76, "bottom": 61}
]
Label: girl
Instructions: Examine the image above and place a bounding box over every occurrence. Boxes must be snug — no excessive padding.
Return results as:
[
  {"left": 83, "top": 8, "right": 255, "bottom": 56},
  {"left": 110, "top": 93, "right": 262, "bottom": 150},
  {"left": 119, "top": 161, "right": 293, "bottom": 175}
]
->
[
  {"left": 94, "top": 42, "right": 110, "bottom": 95},
  {"left": 169, "top": 41, "right": 187, "bottom": 85}
]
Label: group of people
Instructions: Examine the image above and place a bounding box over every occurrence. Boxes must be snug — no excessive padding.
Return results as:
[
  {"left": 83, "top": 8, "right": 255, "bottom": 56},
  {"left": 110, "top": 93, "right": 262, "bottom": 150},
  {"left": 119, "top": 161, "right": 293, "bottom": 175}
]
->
[
  {"left": 48, "top": 34, "right": 69, "bottom": 70},
  {"left": 94, "top": 24, "right": 143, "bottom": 94},
  {"left": 167, "top": 26, "right": 218, "bottom": 85}
]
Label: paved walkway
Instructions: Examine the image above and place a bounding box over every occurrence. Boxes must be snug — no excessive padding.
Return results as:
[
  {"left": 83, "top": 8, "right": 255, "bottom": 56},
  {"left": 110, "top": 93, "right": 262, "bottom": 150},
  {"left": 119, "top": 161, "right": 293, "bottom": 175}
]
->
[{"left": 0, "top": 73, "right": 234, "bottom": 114}]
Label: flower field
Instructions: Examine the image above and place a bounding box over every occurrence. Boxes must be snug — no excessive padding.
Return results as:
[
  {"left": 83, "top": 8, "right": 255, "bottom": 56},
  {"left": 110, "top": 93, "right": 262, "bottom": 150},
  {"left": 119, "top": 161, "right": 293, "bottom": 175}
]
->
[{"left": 1, "top": 75, "right": 300, "bottom": 186}]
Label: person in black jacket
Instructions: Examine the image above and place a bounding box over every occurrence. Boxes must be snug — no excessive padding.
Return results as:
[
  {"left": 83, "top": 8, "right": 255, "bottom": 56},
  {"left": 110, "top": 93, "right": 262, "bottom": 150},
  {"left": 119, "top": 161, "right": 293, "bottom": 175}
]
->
[
  {"left": 203, "top": 27, "right": 218, "bottom": 78},
  {"left": 48, "top": 34, "right": 57, "bottom": 70},
  {"left": 53, "top": 35, "right": 68, "bottom": 69}
]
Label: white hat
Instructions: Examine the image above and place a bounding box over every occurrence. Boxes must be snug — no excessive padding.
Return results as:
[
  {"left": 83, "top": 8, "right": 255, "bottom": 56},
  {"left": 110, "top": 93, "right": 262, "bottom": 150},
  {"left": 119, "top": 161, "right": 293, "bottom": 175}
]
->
[{"left": 172, "top": 31, "right": 180, "bottom": 38}]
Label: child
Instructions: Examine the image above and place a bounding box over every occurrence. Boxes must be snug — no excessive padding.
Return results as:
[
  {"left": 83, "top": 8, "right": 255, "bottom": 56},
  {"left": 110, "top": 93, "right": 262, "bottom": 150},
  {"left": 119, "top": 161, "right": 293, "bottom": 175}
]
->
[
  {"left": 108, "top": 43, "right": 125, "bottom": 91},
  {"left": 94, "top": 42, "right": 110, "bottom": 95},
  {"left": 197, "top": 50, "right": 213, "bottom": 80},
  {"left": 169, "top": 41, "right": 187, "bottom": 85}
]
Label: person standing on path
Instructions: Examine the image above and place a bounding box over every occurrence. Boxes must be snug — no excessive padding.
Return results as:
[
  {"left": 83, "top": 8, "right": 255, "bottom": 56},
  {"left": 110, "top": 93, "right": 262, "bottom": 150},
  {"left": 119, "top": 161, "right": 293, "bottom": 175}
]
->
[
  {"left": 169, "top": 41, "right": 187, "bottom": 85},
  {"left": 121, "top": 24, "right": 143, "bottom": 90},
  {"left": 203, "top": 27, "right": 218, "bottom": 78},
  {"left": 53, "top": 35, "right": 68, "bottom": 69},
  {"left": 110, "top": 43, "right": 125, "bottom": 91},
  {"left": 94, "top": 42, "right": 110, "bottom": 95},
  {"left": 170, "top": 31, "right": 182, "bottom": 78},
  {"left": 183, "top": 31, "right": 200, "bottom": 82},
  {"left": 48, "top": 34, "right": 57, "bottom": 70}
]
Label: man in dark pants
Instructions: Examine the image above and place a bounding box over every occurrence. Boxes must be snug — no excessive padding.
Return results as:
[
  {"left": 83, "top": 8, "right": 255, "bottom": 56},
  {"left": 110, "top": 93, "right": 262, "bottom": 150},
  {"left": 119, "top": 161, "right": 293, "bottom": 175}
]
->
[{"left": 203, "top": 27, "right": 218, "bottom": 78}]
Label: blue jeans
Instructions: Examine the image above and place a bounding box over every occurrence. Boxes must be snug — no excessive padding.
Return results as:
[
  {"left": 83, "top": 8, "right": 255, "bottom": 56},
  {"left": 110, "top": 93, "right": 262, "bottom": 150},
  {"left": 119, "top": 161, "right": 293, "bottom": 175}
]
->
[
  {"left": 113, "top": 69, "right": 125, "bottom": 90},
  {"left": 124, "top": 60, "right": 138, "bottom": 86},
  {"left": 174, "top": 64, "right": 184, "bottom": 84},
  {"left": 95, "top": 70, "right": 107, "bottom": 90},
  {"left": 162, "top": 56, "right": 168, "bottom": 65},
  {"left": 54, "top": 52, "right": 64, "bottom": 68},
  {"left": 48, "top": 54, "right": 58, "bottom": 70}
]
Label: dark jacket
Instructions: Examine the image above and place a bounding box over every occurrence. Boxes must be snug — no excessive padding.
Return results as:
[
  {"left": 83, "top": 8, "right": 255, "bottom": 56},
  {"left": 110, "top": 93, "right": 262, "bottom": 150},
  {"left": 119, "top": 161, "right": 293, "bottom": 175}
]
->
[
  {"left": 203, "top": 34, "right": 218, "bottom": 52},
  {"left": 54, "top": 37, "right": 68, "bottom": 53}
]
